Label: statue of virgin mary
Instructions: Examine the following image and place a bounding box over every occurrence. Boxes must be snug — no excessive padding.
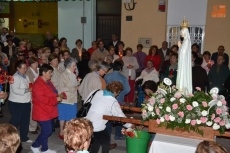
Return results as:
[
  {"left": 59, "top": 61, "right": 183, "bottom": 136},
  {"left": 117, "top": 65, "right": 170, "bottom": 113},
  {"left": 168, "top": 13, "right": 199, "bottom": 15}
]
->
[{"left": 176, "top": 18, "right": 192, "bottom": 94}]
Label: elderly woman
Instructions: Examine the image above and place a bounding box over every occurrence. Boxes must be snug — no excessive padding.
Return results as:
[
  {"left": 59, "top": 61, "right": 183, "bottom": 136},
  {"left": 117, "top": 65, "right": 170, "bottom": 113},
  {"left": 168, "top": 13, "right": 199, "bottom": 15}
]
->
[
  {"left": 39, "top": 53, "right": 48, "bottom": 67},
  {"left": 71, "top": 39, "right": 86, "bottom": 61},
  {"left": 58, "top": 50, "right": 71, "bottom": 71},
  {"left": 64, "top": 118, "right": 93, "bottom": 153},
  {"left": 86, "top": 81, "right": 131, "bottom": 153},
  {"left": 58, "top": 58, "right": 79, "bottom": 139},
  {"left": 136, "top": 60, "right": 159, "bottom": 85},
  {"left": 122, "top": 47, "right": 139, "bottom": 103},
  {"left": 26, "top": 57, "right": 39, "bottom": 134},
  {"left": 79, "top": 61, "right": 110, "bottom": 101},
  {"left": 31, "top": 64, "right": 62, "bottom": 153},
  {"left": 8, "top": 60, "right": 32, "bottom": 143},
  {"left": 49, "top": 53, "right": 63, "bottom": 89}
]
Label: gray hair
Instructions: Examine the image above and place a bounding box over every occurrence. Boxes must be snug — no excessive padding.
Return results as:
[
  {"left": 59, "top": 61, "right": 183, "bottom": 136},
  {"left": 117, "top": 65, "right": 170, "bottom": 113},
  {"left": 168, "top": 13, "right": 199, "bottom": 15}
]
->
[
  {"left": 97, "top": 61, "right": 110, "bottom": 71},
  {"left": 64, "top": 57, "right": 77, "bottom": 69},
  {"left": 88, "top": 60, "right": 99, "bottom": 71}
]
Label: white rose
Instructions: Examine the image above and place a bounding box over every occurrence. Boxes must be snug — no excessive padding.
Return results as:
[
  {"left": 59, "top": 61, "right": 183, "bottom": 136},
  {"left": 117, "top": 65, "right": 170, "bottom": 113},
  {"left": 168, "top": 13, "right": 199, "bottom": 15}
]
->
[
  {"left": 225, "top": 123, "right": 230, "bottom": 129},
  {"left": 206, "top": 121, "right": 213, "bottom": 126},
  {"left": 192, "top": 101, "right": 199, "bottom": 107},
  {"left": 159, "top": 106, "right": 163, "bottom": 109},
  {"left": 160, "top": 117, "right": 165, "bottom": 122},
  {"left": 213, "top": 123, "right": 220, "bottom": 130},
  {"left": 169, "top": 115, "right": 175, "bottom": 121},
  {"left": 217, "top": 101, "right": 223, "bottom": 107},
  {"left": 151, "top": 112, "right": 155, "bottom": 116},
  {"left": 170, "top": 97, "right": 176, "bottom": 102},
  {"left": 166, "top": 106, "right": 171, "bottom": 112},
  {"left": 196, "top": 119, "right": 201, "bottom": 125},
  {"left": 179, "top": 98, "right": 186, "bottom": 103},
  {"left": 185, "top": 119, "right": 191, "bottom": 124},
  {"left": 148, "top": 105, "right": 153, "bottom": 111},
  {"left": 201, "top": 110, "right": 208, "bottom": 116}
]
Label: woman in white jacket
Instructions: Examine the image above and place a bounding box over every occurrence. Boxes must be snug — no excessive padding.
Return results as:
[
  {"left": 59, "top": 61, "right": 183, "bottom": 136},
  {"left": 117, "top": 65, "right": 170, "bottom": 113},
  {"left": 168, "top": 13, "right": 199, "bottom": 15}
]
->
[
  {"left": 136, "top": 60, "right": 159, "bottom": 85},
  {"left": 86, "top": 81, "right": 131, "bottom": 153}
]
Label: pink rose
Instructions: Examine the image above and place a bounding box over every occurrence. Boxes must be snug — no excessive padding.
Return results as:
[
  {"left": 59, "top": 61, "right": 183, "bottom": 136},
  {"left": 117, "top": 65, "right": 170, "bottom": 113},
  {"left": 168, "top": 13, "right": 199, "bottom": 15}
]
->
[
  {"left": 174, "top": 92, "right": 182, "bottom": 99},
  {"left": 214, "top": 117, "right": 221, "bottom": 123},
  {"left": 200, "top": 117, "right": 208, "bottom": 123},
  {"left": 172, "top": 104, "right": 178, "bottom": 110},
  {"left": 187, "top": 93, "right": 194, "bottom": 97},
  {"left": 220, "top": 120, "right": 225, "bottom": 126},
  {"left": 211, "top": 114, "right": 215, "bottom": 120},
  {"left": 216, "top": 108, "right": 222, "bottom": 115},
  {"left": 202, "top": 101, "right": 208, "bottom": 107},
  {"left": 156, "top": 108, "right": 160, "bottom": 115},
  {"left": 178, "top": 111, "right": 184, "bottom": 118},
  {"left": 165, "top": 115, "right": 170, "bottom": 121},
  {"left": 186, "top": 105, "right": 193, "bottom": 111},
  {"left": 160, "top": 98, "right": 165, "bottom": 104},
  {"left": 221, "top": 100, "right": 227, "bottom": 105},
  {"left": 148, "top": 97, "right": 155, "bottom": 105},
  {"left": 195, "top": 87, "right": 201, "bottom": 91},
  {"left": 156, "top": 119, "right": 161, "bottom": 124},
  {"left": 191, "top": 120, "right": 196, "bottom": 126}
]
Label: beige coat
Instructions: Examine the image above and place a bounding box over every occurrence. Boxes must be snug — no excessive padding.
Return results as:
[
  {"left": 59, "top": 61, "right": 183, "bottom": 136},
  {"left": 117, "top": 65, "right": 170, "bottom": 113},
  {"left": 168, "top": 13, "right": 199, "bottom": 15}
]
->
[
  {"left": 58, "top": 69, "right": 78, "bottom": 104},
  {"left": 78, "top": 72, "right": 102, "bottom": 101},
  {"left": 51, "top": 67, "right": 63, "bottom": 89},
  {"left": 91, "top": 48, "right": 109, "bottom": 61},
  {"left": 122, "top": 56, "right": 139, "bottom": 80},
  {"left": 26, "top": 67, "right": 39, "bottom": 83}
]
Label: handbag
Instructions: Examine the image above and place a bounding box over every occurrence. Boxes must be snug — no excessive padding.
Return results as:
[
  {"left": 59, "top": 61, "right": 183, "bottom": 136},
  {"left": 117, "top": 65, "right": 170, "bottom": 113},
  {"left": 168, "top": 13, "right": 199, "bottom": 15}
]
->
[{"left": 77, "top": 89, "right": 100, "bottom": 118}]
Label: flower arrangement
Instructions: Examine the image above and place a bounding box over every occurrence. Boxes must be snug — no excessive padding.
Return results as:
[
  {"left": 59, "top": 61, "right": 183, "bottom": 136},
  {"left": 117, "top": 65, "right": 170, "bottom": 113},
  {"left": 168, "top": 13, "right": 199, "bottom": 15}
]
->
[
  {"left": 121, "top": 126, "right": 144, "bottom": 138},
  {"left": 141, "top": 78, "right": 230, "bottom": 135},
  {"left": 0, "top": 71, "right": 14, "bottom": 104}
]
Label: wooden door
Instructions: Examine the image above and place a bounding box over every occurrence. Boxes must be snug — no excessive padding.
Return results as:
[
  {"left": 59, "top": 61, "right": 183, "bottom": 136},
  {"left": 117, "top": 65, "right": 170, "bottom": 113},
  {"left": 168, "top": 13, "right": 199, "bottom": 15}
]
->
[{"left": 96, "top": 15, "right": 121, "bottom": 48}]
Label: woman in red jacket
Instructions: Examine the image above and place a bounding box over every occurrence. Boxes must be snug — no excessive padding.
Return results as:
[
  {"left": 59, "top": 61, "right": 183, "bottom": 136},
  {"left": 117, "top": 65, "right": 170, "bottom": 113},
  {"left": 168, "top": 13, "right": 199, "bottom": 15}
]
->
[
  {"left": 145, "top": 45, "right": 161, "bottom": 71},
  {"left": 31, "top": 64, "right": 62, "bottom": 153}
]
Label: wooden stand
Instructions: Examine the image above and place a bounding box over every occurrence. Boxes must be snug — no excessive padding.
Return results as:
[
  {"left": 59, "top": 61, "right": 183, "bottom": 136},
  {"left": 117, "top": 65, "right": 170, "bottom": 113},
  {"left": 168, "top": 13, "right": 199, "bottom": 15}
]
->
[{"left": 103, "top": 106, "right": 230, "bottom": 141}]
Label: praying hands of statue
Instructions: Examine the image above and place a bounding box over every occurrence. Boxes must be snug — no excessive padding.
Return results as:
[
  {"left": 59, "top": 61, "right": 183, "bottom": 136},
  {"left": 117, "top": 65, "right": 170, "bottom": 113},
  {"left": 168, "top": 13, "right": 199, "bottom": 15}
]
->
[
  {"left": 127, "top": 65, "right": 133, "bottom": 69},
  {"left": 178, "top": 41, "right": 182, "bottom": 47}
]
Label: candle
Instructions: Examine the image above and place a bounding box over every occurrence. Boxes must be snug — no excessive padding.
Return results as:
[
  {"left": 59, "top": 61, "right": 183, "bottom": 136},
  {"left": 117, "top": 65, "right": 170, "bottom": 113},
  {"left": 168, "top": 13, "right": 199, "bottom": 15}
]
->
[{"left": 129, "top": 69, "right": 131, "bottom": 76}]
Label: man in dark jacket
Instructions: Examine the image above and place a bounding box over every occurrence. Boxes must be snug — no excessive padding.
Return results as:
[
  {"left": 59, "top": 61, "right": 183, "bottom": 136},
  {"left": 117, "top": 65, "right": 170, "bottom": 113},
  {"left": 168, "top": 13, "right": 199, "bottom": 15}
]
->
[
  {"left": 192, "top": 57, "right": 209, "bottom": 92},
  {"left": 209, "top": 54, "right": 229, "bottom": 95}
]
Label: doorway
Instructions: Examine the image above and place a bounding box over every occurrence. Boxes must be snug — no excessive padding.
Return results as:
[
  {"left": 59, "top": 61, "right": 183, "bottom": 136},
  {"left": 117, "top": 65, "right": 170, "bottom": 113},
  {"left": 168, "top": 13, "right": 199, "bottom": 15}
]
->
[{"left": 96, "top": 0, "right": 121, "bottom": 48}]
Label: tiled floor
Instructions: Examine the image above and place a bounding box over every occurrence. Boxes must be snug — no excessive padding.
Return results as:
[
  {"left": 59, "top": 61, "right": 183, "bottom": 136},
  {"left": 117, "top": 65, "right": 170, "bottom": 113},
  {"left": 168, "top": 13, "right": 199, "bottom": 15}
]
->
[{"left": 1, "top": 103, "right": 230, "bottom": 153}]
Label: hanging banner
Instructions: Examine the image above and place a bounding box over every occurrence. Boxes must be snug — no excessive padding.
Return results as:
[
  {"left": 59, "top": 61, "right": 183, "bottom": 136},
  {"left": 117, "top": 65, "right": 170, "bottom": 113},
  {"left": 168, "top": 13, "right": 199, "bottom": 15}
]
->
[
  {"left": 0, "top": 2, "right": 10, "bottom": 13},
  {"left": 14, "top": 2, "right": 58, "bottom": 34},
  {"left": 212, "top": 5, "right": 226, "bottom": 18}
]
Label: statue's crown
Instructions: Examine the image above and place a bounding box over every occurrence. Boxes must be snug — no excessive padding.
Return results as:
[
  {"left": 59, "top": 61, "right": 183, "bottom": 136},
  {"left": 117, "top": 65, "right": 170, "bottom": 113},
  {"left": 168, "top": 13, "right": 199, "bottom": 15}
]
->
[{"left": 180, "top": 17, "right": 189, "bottom": 29}]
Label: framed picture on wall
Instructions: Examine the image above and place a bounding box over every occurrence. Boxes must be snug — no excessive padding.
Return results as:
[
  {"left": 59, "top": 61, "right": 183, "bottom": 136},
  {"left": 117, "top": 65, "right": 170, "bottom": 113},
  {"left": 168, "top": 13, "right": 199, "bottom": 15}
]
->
[{"left": 138, "top": 38, "right": 152, "bottom": 48}]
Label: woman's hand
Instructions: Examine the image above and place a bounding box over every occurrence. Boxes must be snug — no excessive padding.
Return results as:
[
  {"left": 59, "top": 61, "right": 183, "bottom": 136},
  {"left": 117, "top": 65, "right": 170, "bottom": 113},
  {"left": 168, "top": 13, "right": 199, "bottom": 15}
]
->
[
  {"left": 0, "top": 92, "right": 8, "bottom": 99},
  {"left": 57, "top": 96, "right": 62, "bottom": 102}
]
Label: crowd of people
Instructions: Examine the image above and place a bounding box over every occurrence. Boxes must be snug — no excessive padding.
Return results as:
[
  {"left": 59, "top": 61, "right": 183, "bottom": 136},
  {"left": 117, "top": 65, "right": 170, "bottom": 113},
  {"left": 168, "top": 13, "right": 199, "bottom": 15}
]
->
[{"left": 1, "top": 27, "right": 230, "bottom": 153}]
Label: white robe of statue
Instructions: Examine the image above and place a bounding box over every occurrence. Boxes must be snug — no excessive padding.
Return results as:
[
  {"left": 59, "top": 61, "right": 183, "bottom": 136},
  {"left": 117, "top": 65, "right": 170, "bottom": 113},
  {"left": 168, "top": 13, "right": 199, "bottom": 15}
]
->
[{"left": 176, "top": 28, "right": 192, "bottom": 94}]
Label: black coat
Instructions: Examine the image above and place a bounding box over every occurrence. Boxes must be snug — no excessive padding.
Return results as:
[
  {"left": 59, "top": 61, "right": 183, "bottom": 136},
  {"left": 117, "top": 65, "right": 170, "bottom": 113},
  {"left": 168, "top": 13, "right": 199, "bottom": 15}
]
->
[{"left": 192, "top": 65, "right": 209, "bottom": 91}]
